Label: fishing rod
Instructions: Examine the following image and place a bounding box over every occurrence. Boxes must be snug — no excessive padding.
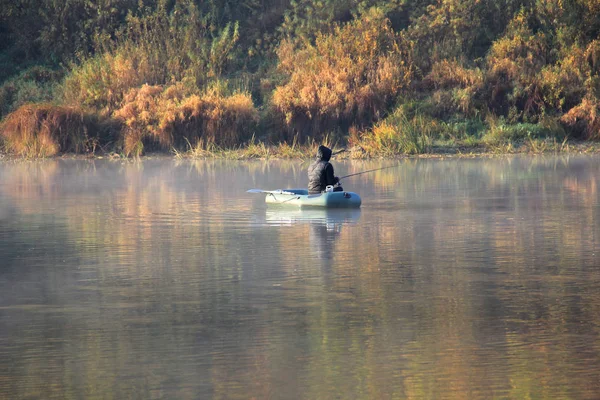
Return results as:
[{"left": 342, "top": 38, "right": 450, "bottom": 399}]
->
[{"left": 338, "top": 164, "right": 399, "bottom": 180}]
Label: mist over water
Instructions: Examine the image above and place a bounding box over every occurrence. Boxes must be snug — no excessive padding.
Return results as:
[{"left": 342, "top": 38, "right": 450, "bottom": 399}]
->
[{"left": 1, "top": 156, "right": 600, "bottom": 399}]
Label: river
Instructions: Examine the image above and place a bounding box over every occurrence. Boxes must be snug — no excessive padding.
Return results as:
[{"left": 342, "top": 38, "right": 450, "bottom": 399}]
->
[{"left": 1, "top": 155, "right": 599, "bottom": 399}]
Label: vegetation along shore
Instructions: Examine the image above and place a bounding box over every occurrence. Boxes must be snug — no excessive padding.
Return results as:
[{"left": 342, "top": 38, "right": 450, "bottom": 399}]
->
[{"left": 1, "top": 0, "right": 600, "bottom": 158}]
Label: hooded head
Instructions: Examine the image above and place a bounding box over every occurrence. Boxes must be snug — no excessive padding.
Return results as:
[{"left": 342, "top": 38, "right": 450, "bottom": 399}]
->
[{"left": 317, "top": 145, "right": 332, "bottom": 161}]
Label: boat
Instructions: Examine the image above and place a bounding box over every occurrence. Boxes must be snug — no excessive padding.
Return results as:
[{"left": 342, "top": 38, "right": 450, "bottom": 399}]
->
[{"left": 251, "top": 188, "right": 361, "bottom": 208}]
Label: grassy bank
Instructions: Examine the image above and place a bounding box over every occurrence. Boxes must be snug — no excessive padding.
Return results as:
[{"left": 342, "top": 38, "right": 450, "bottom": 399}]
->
[
  {"left": 2, "top": 106, "right": 600, "bottom": 159},
  {"left": 2, "top": 137, "right": 600, "bottom": 160},
  {"left": 172, "top": 138, "right": 600, "bottom": 160}
]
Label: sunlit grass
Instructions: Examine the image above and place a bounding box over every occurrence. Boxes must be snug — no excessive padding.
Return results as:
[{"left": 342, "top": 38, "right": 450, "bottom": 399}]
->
[
  {"left": 0, "top": 103, "right": 100, "bottom": 157},
  {"left": 171, "top": 136, "right": 345, "bottom": 160},
  {"left": 272, "top": 8, "right": 413, "bottom": 141},
  {"left": 114, "top": 83, "right": 258, "bottom": 157},
  {"left": 561, "top": 96, "right": 600, "bottom": 140},
  {"left": 353, "top": 110, "right": 433, "bottom": 157}
]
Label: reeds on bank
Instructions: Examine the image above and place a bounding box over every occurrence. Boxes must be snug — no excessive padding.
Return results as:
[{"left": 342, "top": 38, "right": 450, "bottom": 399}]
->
[
  {"left": 0, "top": 85, "right": 259, "bottom": 158},
  {"left": 0, "top": 3, "right": 257, "bottom": 158},
  {"left": 114, "top": 83, "right": 258, "bottom": 157},
  {"left": 272, "top": 8, "right": 413, "bottom": 141},
  {"left": 0, "top": 104, "right": 100, "bottom": 157}
]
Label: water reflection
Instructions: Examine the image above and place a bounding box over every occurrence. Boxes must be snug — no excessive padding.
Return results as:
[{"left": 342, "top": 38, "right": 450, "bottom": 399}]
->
[
  {"left": 263, "top": 208, "right": 361, "bottom": 262},
  {"left": 263, "top": 208, "right": 361, "bottom": 226},
  {"left": 1, "top": 156, "right": 600, "bottom": 399}
]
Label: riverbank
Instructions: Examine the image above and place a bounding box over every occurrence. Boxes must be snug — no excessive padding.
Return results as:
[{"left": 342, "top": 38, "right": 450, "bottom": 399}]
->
[
  {"left": 170, "top": 139, "right": 600, "bottom": 160},
  {"left": 2, "top": 138, "right": 600, "bottom": 161}
]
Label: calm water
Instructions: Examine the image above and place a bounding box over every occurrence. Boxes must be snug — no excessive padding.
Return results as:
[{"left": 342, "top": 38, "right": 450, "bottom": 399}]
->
[{"left": 1, "top": 156, "right": 600, "bottom": 399}]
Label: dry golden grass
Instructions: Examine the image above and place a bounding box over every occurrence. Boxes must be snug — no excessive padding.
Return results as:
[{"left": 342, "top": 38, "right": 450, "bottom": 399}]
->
[
  {"left": 272, "top": 8, "right": 413, "bottom": 141},
  {"left": 60, "top": 4, "right": 240, "bottom": 118},
  {"left": 0, "top": 103, "right": 98, "bottom": 157},
  {"left": 176, "top": 137, "right": 338, "bottom": 160},
  {"left": 424, "top": 60, "right": 483, "bottom": 90},
  {"left": 62, "top": 51, "right": 149, "bottom": 115},
  {"left": 114, "top": 83, "right": 258, "bottom": 157},
  {"left": 561, "top": 96, "right": 600, "bottom": 139}
]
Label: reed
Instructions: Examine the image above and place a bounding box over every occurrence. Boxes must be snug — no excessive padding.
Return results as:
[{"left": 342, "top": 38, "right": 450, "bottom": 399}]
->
[
  {"left": 174, "top": 137, "right": 339, "bottom": 160},
  {"left": 424, "top": 60, "right": 483, "bottom": 90},
  {"left": 353, "top": 110, "right": 433, "bottom": 156},
  {"left": 272, "top": 8, "right": 413, "bottom": 141},
  {"left": 561, "top": 96, "right": 600, "bottom": 139},
  {"left": 61, "top": 3, "right": 240, "bottom": 115},
  {"left": 524, "top": 137, "right": 569, "bottom": 154},
  {"left": 0, "top": 103, "right": 99, "bottom": 157},
  {"left": 114, "top": 83, "right": 258, "bottom": 157}
]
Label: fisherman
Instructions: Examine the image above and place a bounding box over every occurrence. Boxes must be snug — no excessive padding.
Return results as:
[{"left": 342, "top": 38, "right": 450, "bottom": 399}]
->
[{"left": 308, "top": 145, "right": 343, "bottom": 194}]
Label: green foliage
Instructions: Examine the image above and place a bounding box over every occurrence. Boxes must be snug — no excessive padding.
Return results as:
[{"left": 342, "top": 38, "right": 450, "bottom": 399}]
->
[
  {"left": 278, "top": 0, "right": 404, "bottom": 43},
  {"left": 356, "top": 108, "right": 433, "bottom": 155},
  {"left": 483, "top": 116, "right": 566, "bottom": 145},
  {"left": 0, "top": 66, "right": 62, "bottom": 118},
  {"left": 0, "top": 0, "right": 138, "bottom": 67},
  {"left": 61, "top": 1, "right": 240, "bottom": 113}
]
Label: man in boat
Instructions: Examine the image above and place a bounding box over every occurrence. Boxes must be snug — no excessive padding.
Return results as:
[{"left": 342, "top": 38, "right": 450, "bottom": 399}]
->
[{"left": 308, "top": 145, "right": 343, "bottom": 194}]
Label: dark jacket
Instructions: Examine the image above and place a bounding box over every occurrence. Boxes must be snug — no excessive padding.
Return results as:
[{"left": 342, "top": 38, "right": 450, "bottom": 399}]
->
[{"left": 308, "top": 145, "right": 339, "bottom": 194}]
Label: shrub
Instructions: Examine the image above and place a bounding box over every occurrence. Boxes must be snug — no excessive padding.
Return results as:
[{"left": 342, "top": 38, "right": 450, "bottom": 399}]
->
[
  {"left": 419, "top": 59, "right": 484, "bottom": 118},
  {"left": 483, "top": 12, "right": 549, "bottom": 120},
  {"left": 353, "top": 109, "right": 433, "bottom": 156},
  {"left": 62, "top": 51, "right": 141, "bottom": 114},
  {"left": 483, "top": 116, "right": 566, "bottom": 145},
  {"left": 538, "top": 54, "right": 588, "bottom": 112},
  {"left": 0, "top": 66, "right": 63, "bottom": 118},
  {"left": 0, "top": 103, "right": 100, "bottom": 157},
  {"left": 561, "top": 96, "right": 600, "bottom": 139},
  {"left": 586, "top": 40, "right": 600, "bottom": 76},
  {"left": 423, "top": 60, "right": 483, "bottom": 90},
  {"left": 114, "top": 83, "right": 258, "bottom": 156},
  {"left": 407, "top": 0, "right": 494, "bottom": 71},
  {"left": 272, "top": 8, "right": 413, "bottom": 141},
  {"left": 61, "top": 2, "right": 239, "bottom": 114}
]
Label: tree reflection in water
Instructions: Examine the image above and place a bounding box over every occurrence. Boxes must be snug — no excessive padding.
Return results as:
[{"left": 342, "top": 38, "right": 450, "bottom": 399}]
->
[{"left": 1, "top": 156, "right": 600, "bottom": 399}]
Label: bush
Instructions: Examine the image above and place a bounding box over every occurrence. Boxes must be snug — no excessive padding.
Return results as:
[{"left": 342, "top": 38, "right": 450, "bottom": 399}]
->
[
  {"left": 423, "top": 60, "right": 483, "bottom": 90},
  {"left": 561, "top": 96, "right": 600, "bottom": 139},
  {"left": 114, "top": 83, "right": 258, "bottom": 156},
  {"left": 0, "top": 66, "right": 62, "bottom": 118},
  {"left": 353, "top": 109, "right": 433, "bottom": 156},
  {"left": 0, "top": 103, "right": 100, "bottom": 157},
  {"left": 483, "top": 116, "right": 566, "bottom": 145},
  {"left": 272, "top": 8, "right": 413, "bottom": 141},
  {"left": 61, "top": 3, "right": 239, "bottom": 114},
  {"left": 483, "top": 12, "right": 549, "bottom": 120}
]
